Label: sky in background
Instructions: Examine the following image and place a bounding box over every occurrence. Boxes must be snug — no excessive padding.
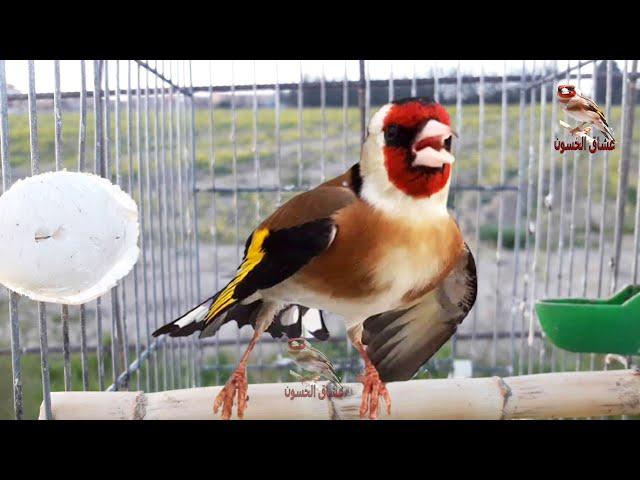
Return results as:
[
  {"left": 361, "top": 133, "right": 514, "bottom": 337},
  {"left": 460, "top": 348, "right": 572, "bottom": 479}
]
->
[{"left": 2, "top": 60, "right": 583, "bottom": 95}]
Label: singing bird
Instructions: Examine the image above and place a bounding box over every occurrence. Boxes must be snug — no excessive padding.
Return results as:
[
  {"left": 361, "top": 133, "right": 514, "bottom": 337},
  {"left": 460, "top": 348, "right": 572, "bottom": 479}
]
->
[
  {"left": 153, "top": 97, "right": 477, "bottom": 420},
  {"left": 557, "top": 84, "right": 615, "bottom": 141},
  {"left": 287, "top": 337, "right": 342, "bottom": 385}
]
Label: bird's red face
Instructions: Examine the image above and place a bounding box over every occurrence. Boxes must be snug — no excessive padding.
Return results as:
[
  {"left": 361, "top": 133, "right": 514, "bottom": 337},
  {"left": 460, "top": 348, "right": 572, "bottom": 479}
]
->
[
  {"left": 288, "top": 338, "right": 306, "bottom": 351},
  {"left": 557, "top": 84, "right": 577, "bottom": 99},
  {"left": 381, "top": 99, "right": 454, "bottom": 198}
]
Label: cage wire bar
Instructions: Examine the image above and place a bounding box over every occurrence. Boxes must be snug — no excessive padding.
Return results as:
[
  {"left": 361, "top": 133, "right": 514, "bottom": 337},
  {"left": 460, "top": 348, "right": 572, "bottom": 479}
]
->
[{"left": 0, "top": 59, "right": 638, "bottom": 420}]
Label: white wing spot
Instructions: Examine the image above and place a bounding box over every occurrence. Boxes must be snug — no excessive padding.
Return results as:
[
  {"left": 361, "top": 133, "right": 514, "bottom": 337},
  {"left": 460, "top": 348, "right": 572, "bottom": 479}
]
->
[
  {"left": 175, "top": 304, "right": 209, "bottom": 328},
  {"left": 280, "top": 305, "right": 299, "bottom": 326},
  {"left": 302, "top": 309, "right": 322, "bottom": 337}
]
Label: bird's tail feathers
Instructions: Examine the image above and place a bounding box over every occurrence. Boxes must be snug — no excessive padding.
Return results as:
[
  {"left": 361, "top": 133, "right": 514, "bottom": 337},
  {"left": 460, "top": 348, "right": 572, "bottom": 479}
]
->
[
  {"left": 152, "top": 284, "right": 246, "bottom": 339},
  {"left": 602, "top": 123, "right": 615, "bottom": 142},
  {"left": 325, "top": 365, "right": 343, "bottom": 387},
  {"left": 152, "top": 295, "right": 218, "bottom": 338},
  {"left": 153, "top": 296, "right": 332, "bottom": 342}
]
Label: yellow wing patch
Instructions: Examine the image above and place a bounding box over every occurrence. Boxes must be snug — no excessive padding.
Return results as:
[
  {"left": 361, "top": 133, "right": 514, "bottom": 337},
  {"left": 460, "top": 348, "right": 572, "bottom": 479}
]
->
[{"left": 203, "top": 228, "right": 270, "bottom": 324}]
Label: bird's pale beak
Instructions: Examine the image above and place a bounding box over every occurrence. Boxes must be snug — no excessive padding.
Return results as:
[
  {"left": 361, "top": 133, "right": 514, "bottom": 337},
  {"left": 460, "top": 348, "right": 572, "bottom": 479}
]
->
[{"left": 411, "top": 120, "right": 455, "bottom": 169}]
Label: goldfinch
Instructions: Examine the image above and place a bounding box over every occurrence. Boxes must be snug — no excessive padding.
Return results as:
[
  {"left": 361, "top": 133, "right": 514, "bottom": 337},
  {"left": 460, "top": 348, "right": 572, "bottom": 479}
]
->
[
  {"left": 153, "top": 97, "right": 477, "bottom": 420},
  {"left": 557, "top": 84, "right": 614, "bottom": 141},
  {"left": 287, "top": 337, "right": 342, "bottom": 385}
]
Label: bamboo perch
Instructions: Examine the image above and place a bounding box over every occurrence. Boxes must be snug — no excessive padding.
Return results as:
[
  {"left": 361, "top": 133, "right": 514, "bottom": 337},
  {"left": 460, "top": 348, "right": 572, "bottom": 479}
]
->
[{"left": 39, "top": 369, "right": 640, "bottom": 420}]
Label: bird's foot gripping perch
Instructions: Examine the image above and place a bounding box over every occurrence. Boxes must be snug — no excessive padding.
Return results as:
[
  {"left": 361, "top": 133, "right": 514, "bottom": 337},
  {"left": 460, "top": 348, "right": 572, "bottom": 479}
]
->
[
  {"left": 570, "top": 125, "right": 591, "bottom": 137},
  {"left": 357, "top": 365, "right": 391, "bottom": 420},
  {"left": 212, "top": 320, "right": 267, "bottom": 420},
  {"left": 213, "top": 366, "right": 249, "bottom": 419},
  {"left": 355, "top": 341, "right": 391, "bottom": 420}
]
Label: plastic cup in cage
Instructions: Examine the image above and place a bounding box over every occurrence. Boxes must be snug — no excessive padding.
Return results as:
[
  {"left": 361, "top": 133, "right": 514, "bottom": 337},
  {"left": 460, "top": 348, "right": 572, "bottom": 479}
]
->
[{"left": 0, "top": 170, "right": 139, "bottom": 305}]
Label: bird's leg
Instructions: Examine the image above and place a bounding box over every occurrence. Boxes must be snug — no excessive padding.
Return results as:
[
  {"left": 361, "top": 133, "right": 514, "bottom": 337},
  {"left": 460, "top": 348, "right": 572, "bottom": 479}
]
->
[
  {"left": 570, "top": 122, "right": 591, "bottom": 136},
  {"left": 353, "top": 339, "right": 391, "bottom": 420},
  {"left": 213, "top": 305, "right": 275, "bottom": 419},
  {"left": 570, "top": 125, "right": 583, "bottom": 136},
  {"left": 577, "top": 122, "right": 592, "bottom": 135},
  {"left": 212, "top": 329, "right": 260, "bottom": 419}
]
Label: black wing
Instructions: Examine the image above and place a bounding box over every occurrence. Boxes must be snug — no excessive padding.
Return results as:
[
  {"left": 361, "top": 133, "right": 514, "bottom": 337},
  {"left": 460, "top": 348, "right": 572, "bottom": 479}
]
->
[
  {"left": 153, "top": 218, "right": 336, "bottom": 338},
  {"left": 362, "top": 244, "right": 477, "bottom": 382}
]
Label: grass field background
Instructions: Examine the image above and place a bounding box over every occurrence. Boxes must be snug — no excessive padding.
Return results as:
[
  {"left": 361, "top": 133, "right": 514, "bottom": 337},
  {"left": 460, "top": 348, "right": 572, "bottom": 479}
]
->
[{"left": 2, "top": 104, "right": 638, "bottom": 187}]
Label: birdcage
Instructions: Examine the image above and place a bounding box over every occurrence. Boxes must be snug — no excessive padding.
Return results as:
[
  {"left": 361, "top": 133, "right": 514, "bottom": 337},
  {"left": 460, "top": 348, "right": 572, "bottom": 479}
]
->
[{"left": 0, "top": 60, "right": 638, "bottom": 420}]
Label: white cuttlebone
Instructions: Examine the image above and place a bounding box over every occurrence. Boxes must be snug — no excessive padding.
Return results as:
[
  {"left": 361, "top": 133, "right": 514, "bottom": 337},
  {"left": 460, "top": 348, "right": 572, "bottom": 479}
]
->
[{"left": 0, "top": 170, "right": 139, "bottom": 304}]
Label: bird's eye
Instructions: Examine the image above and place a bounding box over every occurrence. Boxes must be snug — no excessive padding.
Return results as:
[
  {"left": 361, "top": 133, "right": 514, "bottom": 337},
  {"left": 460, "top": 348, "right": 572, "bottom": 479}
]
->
[
  {"left": 384, "top": 124, "right": 399, "bottom": 142},
  {"left": 444, "top": 136, "right": 452, "bottom": 151}
]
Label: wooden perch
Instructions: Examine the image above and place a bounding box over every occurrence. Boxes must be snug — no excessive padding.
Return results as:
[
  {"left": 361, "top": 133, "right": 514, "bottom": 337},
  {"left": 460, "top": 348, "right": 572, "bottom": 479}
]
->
[{"left": 40, "top": 369, "right": 640, "bottom": 420}]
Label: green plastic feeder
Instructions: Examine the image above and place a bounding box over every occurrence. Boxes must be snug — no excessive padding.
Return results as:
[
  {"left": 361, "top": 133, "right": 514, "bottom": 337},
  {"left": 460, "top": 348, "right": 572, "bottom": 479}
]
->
[{"left": 535, "top": 284, "right": 640, "bottom": 356}]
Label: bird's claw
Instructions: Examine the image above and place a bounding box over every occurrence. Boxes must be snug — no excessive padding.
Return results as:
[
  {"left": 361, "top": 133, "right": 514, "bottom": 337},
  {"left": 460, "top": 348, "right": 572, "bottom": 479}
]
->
[
  {"left": 569, "top": 125, "right": 592, "bottom": 137},
  {"left": 213, "top": 367, "right": 249, "bottom": 419},
  {"left": 357, "top": 366, "right": 391, "bottom": 420}
]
